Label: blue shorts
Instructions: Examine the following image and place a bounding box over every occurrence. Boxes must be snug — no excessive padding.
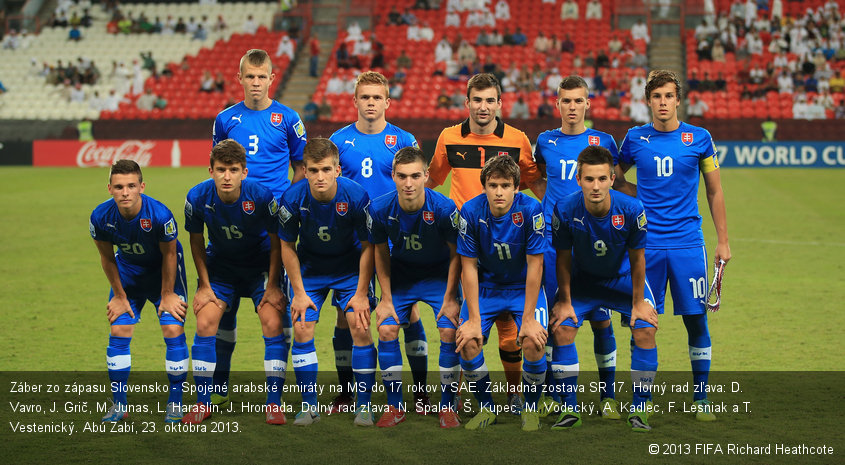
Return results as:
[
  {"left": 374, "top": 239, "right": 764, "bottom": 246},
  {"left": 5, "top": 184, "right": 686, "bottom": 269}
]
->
[
  {"left": 379, "top": 276, "right": 459, "bottom": 330},
  {"left": 291, "top": 273, "right": 374, "bottom": 323},
  {"left": 561, "top": 273, "right": 656, "bottom": 330},
  {"left": 110, "top": 253, "right": 188, "bottom": 326},
  {"left": 543, "top": 242, "right": 610, "bottom": 323},
  {"left": 459, "top": 286, "right": 549, "bottom": 341},
  {"left": 645, "top": 247, "right": 708, "bottom": 315},
  {"left": 329, "top": 277, "right": 379, "bottom": 310},
  {"left": 206, "top": 261, "right": 279, "bottom": 311}
]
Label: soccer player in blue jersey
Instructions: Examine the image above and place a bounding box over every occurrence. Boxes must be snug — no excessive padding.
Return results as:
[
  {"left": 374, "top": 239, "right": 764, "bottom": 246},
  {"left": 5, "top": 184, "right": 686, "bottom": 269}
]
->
[
  {"left": 328, "top": 71, "right": 431, "bottom": 414},
  {"left": 550, "top": 146, "right": 659, "bottom": 432},
  {"left": 278, "top": 138, "right": 376, "bottom": 427},
  {"left": 368, "top": 146, "right": 463, "bottom": 428},
  {"left": 534, "top": 75, "right": 622, "bottom": 419},
  {"left": 211, "top": 48, "right": 306, "bottom": 405},
  {"left": 181, "top": 139, "right": 287, "bottom": 425},
  {"left": 456, "top": 155, "right": 549, "bottom": 431},
  {"left": 91, "top": 160, "right": 189, "bottom": 423},
  {"left": 615, "top": 70, "right": 731, "bottom": 421}
]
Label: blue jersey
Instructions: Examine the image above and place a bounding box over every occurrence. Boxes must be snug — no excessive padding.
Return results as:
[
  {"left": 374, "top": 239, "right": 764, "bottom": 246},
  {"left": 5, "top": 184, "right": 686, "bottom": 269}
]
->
[
  {"left": 618, "top": 122, "right": 716, "bottom": 248},
  {"left": 90, "top": 193, "right": 181, "bottom": 271},
  {"left": 534, "top": 128, "right": 619, "bottom": 223},
  {"left": 184, "top": 179, "right": 279, "bottom": 269},
  {"left": 278, "top": 177, "right": 370, "bottom": 278},
  {"left": 213, "top": 101, "right": 307, "bottom": 199},
  {"left": 552, "top": 190, "right": 647, "bottom": 279},
  {"left": 457, "top": 192, "right": 546, "bottom": 289},
  {"left": 368, "top": 188, "right": 459, "bottom": 282},
  {"left": 330, "top": 122, "right": 418, "bottom": 199}
]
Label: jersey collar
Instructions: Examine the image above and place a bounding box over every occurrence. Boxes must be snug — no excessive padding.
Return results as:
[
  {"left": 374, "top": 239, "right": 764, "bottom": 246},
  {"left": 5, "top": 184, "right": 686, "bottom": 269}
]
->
[{"left": 460, "top": 116, "right": 505, "bottom": 138}]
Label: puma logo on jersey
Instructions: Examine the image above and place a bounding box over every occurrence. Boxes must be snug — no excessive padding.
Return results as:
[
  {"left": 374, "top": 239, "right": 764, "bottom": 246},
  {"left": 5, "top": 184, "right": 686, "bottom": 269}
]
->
[
  {"left": 105, "top": 223, "right": 116, "bottom": 229},
  {"left": 639, "top": 135, "right": 651, "bottom": 143},
  {"left": 344, "top": 139, "right": 356, "bottom": 147},
  {"left": 456, "top": 151, "right": 467, "bottom": 160},
  {"left": 573, "top": 217, "right": 584, "bottom": 225},
  {"left": 204, "top": 204, "right": 215, "bottom": 212},
  {"left": 548, "top": 138, "right": 558, "bottom": 146},
  {"left": 388, "top": 216, "right": 398, "bottom": 221},
  {"left": 478, "top": 219, "right": 488, "bottom": 226},
  {"left": 231, "top": 114, "right": 242, "bottom": 123}
]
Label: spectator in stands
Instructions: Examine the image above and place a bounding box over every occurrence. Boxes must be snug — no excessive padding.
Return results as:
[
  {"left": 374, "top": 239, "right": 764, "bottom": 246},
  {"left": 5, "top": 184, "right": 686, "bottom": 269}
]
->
[
  {"left": 561, "top": 33, "right": 575, "bottom": 53},
  {"left": 537, "top": 99, "right": 554, "bottom": 118},
  {"left": 804, "top": 74, "right": 819, "bottom": 93},
  {"left": 792, "top": 93, "right": 809, "bottom": 119},
  {"left": 777, "top": 71, "right": 793, "bottom": 93},
  {"left": 511, "top": 27, "right": 527, "bottom": 46},
  {"left": 419, "top": 21, "right": 434, "bottom": 41},
  {"left": 534, "top": 31, "right": 551, "bottom": 53},
  {"left": 585, "top": 0, "right": 602, "bottom": 19},
  {"left": 174, "top": 17, "right": 187, "bottom": 34},
  {"left": 327, "top": 72, "right": 346, "bottom": 94},
  {"left": 161, "top": 16, "right": 175, "bottom": 35},
  {"left": 69, "top": 82, "right": 86, "bottom": 103},
  {"left": 496, "top": 0, "right": 511, "bottom": 20},
  {"left": 199, "top": 71, "right": 214, "bottom": 93},
  {"left": 435, "top": 38, "right": 453, "bottom": 63},
  {"left": 606, "top": 89, "right": 621, "bottom": 109},
  {"left": 561, "top": 0, "right": 579, "bottom": 20},
  {"left": 699, "top": 71, "right": 715, "bottom": 91},
  {"left": 69, "top": 25, "right": 83, "bottom": 42},
  {"left": 243, "top": 14, "right": 259, "bottom": 34},
  {"left": 387, "top": 6, "right": 402, "bottom": 25},
  {"left": 544, "top": 67, "right": 562, "bottom": 95},
  {"left": 457, "top": 40, "right": 477, "bottom": 63},
  {"left": 488, "top": 29, "right": 502, "bottom": 46},
  {"left": 476, "top": 29, "right": 491, "bottom": 46},
  {"left": 276, "top": 35, "right": 295, "bottom": 60},
  {"left": 193, "top": 24, "right": 208, "bottom": 41},
  {"left": 389, "top": 79, "right": 404, "bottom": 100},
  {"left": 711, "top": 39, "right": 726, "bottom": 62},
  {"left": 89, "top": 91, "right": 104, "bottom": 112},
  {"left": 829, "top": 70, "right": 844, "bottom": 93},
  {"left": 510, "top": 95, "right": 530, "bottom": 119},
  {"left": 743, "top": 0, "right": 757, "bottom": 28},
  {"left": 308, "top": 37, "right": 320, "bottom": 77},
  {"left": 318, "top": 97, "right": 332, "bottom": 120},
  {"left": 807, "top": 96, "right": 826, "bottom": 119},
  {"left": 303, "top": 96, "right": 319, "bottom": 122},
  {"left": 450, "top": 89, "right": 464, "bottom": 108},
  {"left": 481, "top": 9, "right": 496, "bottom": 28},
  {"left": 336, "top": 42, "right": 354, "bottom": 69},
  {"left": 396, "top": 50, "right": 412, "bottom": 70},
  {"left": 402, "top": 8, "right": 419, "bottom": 26},
  {"left": 445, "top": 10, "right": 460, "bottom": 27},
  {"left": 631, "top": 19, "right": 650, "bottom": 44},
  {"left": 2, "top": 30, "right": 20, "bottom": 50},
  {"left": 626, "top": 97, "right": 650, "bottom": 123},
  {"left": 687, "top": 94, "right": 709, "bottom": 118},
  {"left": 414, "top": 0, "right": 432, "bottom": 9},
  {"left": 136, "top": 88, "right": 156, "bottom": 111},
  {"left": 213, "top": 72, "right": 226, "bottom": 93},
  {"left": 103, "top": 89, "right": 127, "bottom": 111},
  {"left": 436, "top": 89, "right": 451, "bottom": 109},
  {"left": 213, "top": 15, "right": 227, "bottom": 34},
  {"left": 835, "top": 100, "right": 845, "bottom": 119}
]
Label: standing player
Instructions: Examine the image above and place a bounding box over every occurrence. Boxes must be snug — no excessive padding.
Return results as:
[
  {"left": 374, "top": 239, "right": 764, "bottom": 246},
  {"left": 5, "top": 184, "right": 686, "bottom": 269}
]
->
[
  {"left": 91, "top": 160, "right": 189, "bottom": 423},
  {"left": 427, "top": 73, "right": 546, "bottom": 411},
  {"left": 615, "top": 70, "right": 731, "bottom": 421},
  {"left": 368, "top": 146, "right": 463, "bottom": 428},
  {"left": 211, "top": 48, "right": 306, "bottom": 405},
  {"left": 534, "top": 75, "right": 621, "bottom": 419},
  {"left": 456, "top": 156, "right": 548, "bottom": 431},
  {"left": 278, "top": 138, "right": 376, "bottom": 427},
  {"left": 550, "top": 146, "right": 659, "bottom": 432},
  {"left": 182, "top": 140, "right": 287, "bottom": 425},
  {"left": 328, "top": 71, "right": 430, "bottom": 414}
]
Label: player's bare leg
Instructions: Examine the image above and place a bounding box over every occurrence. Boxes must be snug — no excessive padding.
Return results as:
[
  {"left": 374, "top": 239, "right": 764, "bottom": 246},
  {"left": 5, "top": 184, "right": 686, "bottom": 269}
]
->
[{"left": 496, "top": 314, "right": 523, "bottom": 414}]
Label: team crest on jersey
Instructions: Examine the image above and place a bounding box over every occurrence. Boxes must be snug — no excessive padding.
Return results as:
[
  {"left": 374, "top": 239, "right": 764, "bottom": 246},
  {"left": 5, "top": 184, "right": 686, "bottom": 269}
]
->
[
  {"left": 140, "top": 218, "right": 152, "bottom": 232},
  {"left": 551, "top": 213, "right": 560, "bottom": 231},
  {"left": 450, "top": 209, "right": 460, "bottom": 230},
  {"left": 423, "top": 211, "right": 435, "bottom": 225},
  {"left": 637, "top": 212, "right": 647, "bottom": 230},
  {"left": 294, "top": 120, "right": 305, "bottom": 137},
  {"left": 279, "top": 205, "right": 292, "bottom": 224},
  {"left": 164, "top": 218, "right": 176, "bottom": 236},
  {"left": 682, "top": 132, "right": 694, "bottom": 146},
  {"left": 242, "top": 200, "right": 255, "bottom": 214},
  {"left": 336, "top": 202, "right": 349, "bottom": 216},
  {"left": 498, "top": 151, "right": 508, "bottom": 157},
  {"left": 588, "top": 135, "right": 600, "bottom": 146},
  {"left": 385, "top": 135, "right": 397, "bottom": 148},
  {"left": 612, "top": 214, "right": 624, "bottom": 230},
  {"left": 184, "top": 199, "right": 193, "bottom": 218},
  {"left": 268, "top": 198, "right": 279, "bottom": 216},
  {"left": 89, "top": 219, "right": 96, "bottom": 238},
  {"left": 532, "top": 213, "right": 544, "bottom": 235},
  {"left": 270, "top": 112, "right": 283, "bottom": 126},
  {"left": 512, "top": 212, "right": 524, "bottom": 227}
]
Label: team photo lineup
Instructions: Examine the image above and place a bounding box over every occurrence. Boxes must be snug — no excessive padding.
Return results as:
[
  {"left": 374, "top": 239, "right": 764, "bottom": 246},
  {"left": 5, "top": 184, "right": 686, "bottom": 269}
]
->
[{"left": 89, "top": 45, "right": 734, "bottom": 434}]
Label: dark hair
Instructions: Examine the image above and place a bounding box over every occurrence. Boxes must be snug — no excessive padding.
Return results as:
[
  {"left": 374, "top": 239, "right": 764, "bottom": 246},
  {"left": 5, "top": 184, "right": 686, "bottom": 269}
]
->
[
  {"left": 466, "top": 73, "right": 502, "bottom": 99},
  {"left": 645, "top": 69, "right": 682, "bottom": 100},
  {"left": 303, "top": 137, "right": 339, "bottom": 165},
  {"left": 480, "top": 154, "right": 519, "bottom": 187},
  {"left": 109, "top": 159, "right": 143, "bottom": 183},
  {"left": 210, "top": 139, "right": 247, "bottom": 168},
  {"left": 558, "top": 75, "right": 589, "bottom": 94},
  {"left": 392, "top": 146, "right": 428, "bottom": 171},
  {"left": 239, "top": 48, "right": 272, "bottom": 74},
  {"left": 576, "top": 145, "right": 614, "bottom": 175}
]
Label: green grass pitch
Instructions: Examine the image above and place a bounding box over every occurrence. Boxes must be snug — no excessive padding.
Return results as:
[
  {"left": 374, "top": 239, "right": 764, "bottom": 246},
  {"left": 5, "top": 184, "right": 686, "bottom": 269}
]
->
[{"left": 1, "top": 166, "right": 843, "bottom": 464}]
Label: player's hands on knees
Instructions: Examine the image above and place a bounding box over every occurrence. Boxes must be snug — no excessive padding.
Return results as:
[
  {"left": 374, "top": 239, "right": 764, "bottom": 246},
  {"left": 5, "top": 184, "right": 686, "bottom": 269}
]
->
[
  {"left": 107, "top": 295, "right": 134, "bottom": 323},
  {"left": 455, "top": 320, "right": 482, "bottom": 353},
  {"left": 715, "top": 243, "right": 731, "bottom": 264},
  {"left": 346, "top": 293, "right": 372, "bottom": 330},
  {"left": 158, "top": 292, "right": 188, "bottom": 323},
  {"left": 193, "top": 286, "right": 223, "bottom": 315},
  {"left": 259, "top": 285, "right": 284, "bottom": 314},
  {"left": 375, "top": 300, "right": 399, "bottom": 327},
  {"left": 290, "top": 294, "right": 317, "bottom": 331},
  {"left": 436, "top": 297, "right": 460, "bottom": 328},
  {"left": 518, "top": 318, "right": 548, "bottom": 352},
  {"left": 630, "top": 299, "right": 658, "bottom": 329},
  {"left": 550, "top": 301, "right": 577, "bottom": 327}
]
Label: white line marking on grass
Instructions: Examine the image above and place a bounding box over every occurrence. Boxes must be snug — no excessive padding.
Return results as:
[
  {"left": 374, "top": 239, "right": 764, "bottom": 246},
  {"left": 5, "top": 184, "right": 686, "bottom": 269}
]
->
[{"left": 733, "top": 238, "right": 845, "bottom": 247}]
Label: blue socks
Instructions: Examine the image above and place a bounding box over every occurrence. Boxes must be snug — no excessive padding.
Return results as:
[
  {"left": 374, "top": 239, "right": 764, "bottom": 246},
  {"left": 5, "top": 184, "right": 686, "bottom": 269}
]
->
[
  {"left": 263, "top": 335, "right": 286, "bottom": 405},
  {"left": 164, "top": 334, "right": 188, "bottom": 405},
  {"left": 439, "top": 341, "right": 460, "bottom": 409},
  {"left": 333, "top": 326, "right": 354, "bottom": 395},
  {"left": 378, "top": 339, "right": 403, "bottom": 408},
  {"left": 191, "top": 335, "right": 216, "bottom": 405},
  {"left": 403, "top": 319, "right": 428, "bottom": 392},
  {"left": 592, "top": 324, "right": 617, "bottom": 400},
  {"left": 460, "top": 352, "right": 493, "bottom": 409},
  {"left": 292, "top": 339, "right": 318, "bottom": 407},
  {"left": 684, "top": 313, "right": 711, "bottom": 401},
  {"left": 631, "top": 345, "right": 658, "bottom": 410},
  {"left": 352, "top": 343, "right": 377, "bottom": 408},
  {"left": 107, "top": 335, "right": 131, "bottom": 405}
]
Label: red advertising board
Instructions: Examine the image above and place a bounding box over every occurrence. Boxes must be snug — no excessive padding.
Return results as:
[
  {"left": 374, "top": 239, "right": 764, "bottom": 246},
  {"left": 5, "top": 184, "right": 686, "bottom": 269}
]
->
[{"left": 32, "top": 140, "right": 212, "bottom": 167}]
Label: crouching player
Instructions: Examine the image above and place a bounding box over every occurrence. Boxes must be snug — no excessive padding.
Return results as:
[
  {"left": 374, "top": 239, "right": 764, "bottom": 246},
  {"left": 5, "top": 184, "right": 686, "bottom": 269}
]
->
[
  {"left": 368, "top": 146, "right": 463, "bottom": 428},
  {"left": 182, "top": 139, "right": 288, "bottom": 425},
  {"left": 91, "top": 160, "right": 189, "bottom": 423},
  {"left": 278, "top": 138, "right": 376, "bottom": 427},
  {"left": 549, "top": 146, "right": 659, "bottom": 432},
  {"left": 456, "top": 155, "right": 549, "bottom": 431}
]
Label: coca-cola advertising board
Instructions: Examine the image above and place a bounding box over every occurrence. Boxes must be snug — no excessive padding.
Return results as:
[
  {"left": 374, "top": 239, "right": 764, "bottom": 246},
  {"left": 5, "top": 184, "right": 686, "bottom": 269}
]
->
[{"left": 33, "top": 140, "right": 212, "bottom": 167}]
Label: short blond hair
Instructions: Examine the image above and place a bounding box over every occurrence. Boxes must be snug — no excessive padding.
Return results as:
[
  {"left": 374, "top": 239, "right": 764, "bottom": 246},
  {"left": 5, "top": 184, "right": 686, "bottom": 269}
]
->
[{"left": 354, "top": 70, "right": 389, "bottom": 98}]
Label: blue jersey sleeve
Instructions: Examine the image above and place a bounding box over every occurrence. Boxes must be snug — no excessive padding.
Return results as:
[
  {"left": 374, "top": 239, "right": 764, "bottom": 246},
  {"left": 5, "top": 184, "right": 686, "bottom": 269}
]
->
[
  {"left": 618, "top": 131, "right": 635, "bottom": 166},
  {"left": 367, "top": 203, "right": 388, "bottom": 245},
  {"left": 156, "top": 207, "right": 178, "bottom": 243},
  {"left": 286, "top": 113, "right": 306, "bottom": 163},
  {"left": 89, "top": 209, "right": 109, "bottom": 242},
  {"left": 439, "top": 199, "right": 460, "bottom": 245},
  {"left": 352, "top": 195, "right": 370, "bottom": 243},
  {"left": 606, "top": 136, "right": 620, "bottom": 165},
  {"left": 551, "top": 202, "right": 574, "bottom": 251},
  {"left": 627, "top": 201, "right": 648, "bottom": 250},
  {"left": 526, "top": 201, "right": 547, "bottom": 255},
  {"left": 697, "top": 128, "right": 717, "bottom": 160},
  {"left": 277, "top": 190, "right": 301, "bottom": 242},
  {"left": 260, "top": 190, "right": 280, "bottom": 236},
  {"left": 212, "top": 113, "right": 225, "bottom": 146},
  {"left": 456, "top": 208, "right": 478, "bottom": 258},
  {"left": 183, "top": 189, "right": 205, "bottom": 234}
]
